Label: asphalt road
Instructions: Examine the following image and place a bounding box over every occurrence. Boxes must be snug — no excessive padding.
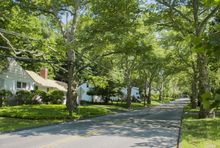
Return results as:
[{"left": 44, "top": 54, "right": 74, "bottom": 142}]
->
[{"left": 0, "top": 98, "right": 190, "bottom": 148}]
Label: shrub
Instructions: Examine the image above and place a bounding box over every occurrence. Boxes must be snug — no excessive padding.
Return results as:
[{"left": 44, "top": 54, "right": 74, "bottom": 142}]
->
[
  {"left": 47, "top": 90, "right": 65, "bottom": 96},
  {"left": 80, "top": 100, "right": 87, "bottom": 105},
  {"left": 46, "top": 90, "right": 65, "bottom": 104},
  {"left": 16, "top": 90, "right": 34, "bottom": 105},
  {"left": 30, "top": 90, "right": 46, "bottom": 104},
  {"left": 151, "top": 93, "right": 159, "bottom": 99},
  {"left": 0, "top": 90, "right": 13, "bottom": 107}
]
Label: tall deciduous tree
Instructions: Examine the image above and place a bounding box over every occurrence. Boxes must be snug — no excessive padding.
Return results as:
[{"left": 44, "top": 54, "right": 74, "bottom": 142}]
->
[
  {"left": 1, "top": 0, "right": 142, "bottom": 116},
  {"left": 145, "top": 0, "right": 219, "bottom": 118}
]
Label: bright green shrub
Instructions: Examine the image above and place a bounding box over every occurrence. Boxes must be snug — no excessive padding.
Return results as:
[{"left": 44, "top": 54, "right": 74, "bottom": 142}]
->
[
  {"left": 47, "top": 90, "right": 65, "bottom": 96},
  {"left": 30, "top": 90, "right": 46, "bottom": 104},
  {"left": 151, "top": 93, "right": 159, "bottom": 99},
  {"left": 46, "top": 90, "right": 65, "bottom": 104},
  {"left": 0, "top": 90, "right": 13, "bottom": 107},
  {"left": 16, "top": 90, "right": 34, "bottom": 105}
]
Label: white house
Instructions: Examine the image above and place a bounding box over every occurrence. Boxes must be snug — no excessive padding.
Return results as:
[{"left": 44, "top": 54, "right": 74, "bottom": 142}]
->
[
  {"left": 0, "top": 58, "right": 67, "bottom": 95},
  {"left": 77, "top": 83, "right": 102, "bottom": 102},
  {"left": 122, "top": 87, "right": 140, "bottom": 98}
]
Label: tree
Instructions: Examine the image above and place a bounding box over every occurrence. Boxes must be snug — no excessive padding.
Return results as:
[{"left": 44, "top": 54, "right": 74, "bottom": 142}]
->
[
  {"left": 146, "top": 0, "right": 219, "bottom": 118},
  {"left": 87, "top": 80, "right": 124, "bottom": 103},
  {"left": 1, "top": 0, "right": 142, "bottom": 117}
]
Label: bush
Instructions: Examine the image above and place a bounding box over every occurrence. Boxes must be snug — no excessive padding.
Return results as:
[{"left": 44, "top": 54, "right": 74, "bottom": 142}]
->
[
  {"left": 151, "top": 93, "right": 159, "bottom": 99},
  {"left": 47, "top": 90, "right": 65, "bottom": 96},
  {"left": 30, "top": 90, "right": 46, "bottom": 104},
  {"left": 46, "top": 90, "right": 65, "bottom": 104},
  {"left": 16, "top": 90, "right": 34, "bottom": 105},
  {"left": 0, "top": 90, "right": 13, "bottom": 107},
  {"left": 80, "top": 100, "right": 87, "bottom": 105}
]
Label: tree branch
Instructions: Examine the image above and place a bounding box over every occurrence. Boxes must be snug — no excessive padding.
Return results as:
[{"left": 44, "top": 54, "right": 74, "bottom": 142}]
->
[
  {"left": 75, "top": 45, "right": 94, "bottom": 62},
  {"left": 168, "top": 7, "right": 186, "bottom": 37},
  {"left": 42, "top": 55, "right": 68, "bottom": 81},
  {"left": 0, "top": 32, "right": 44, "bottom": 56},
  {"left": 46, "top": 46, "right": 67, "bottom": 60},
  {"left": 70, "top": 0, "right": 80, "bottom": 41},
  {"left": 156, "top": 0, "right": 192, "bottom": 23},
  {"left": 76, "top": 52, "right": 122, "bottom": 74},
  {"left": 197, "top": 5, "right": 219, "bottom": 36}
]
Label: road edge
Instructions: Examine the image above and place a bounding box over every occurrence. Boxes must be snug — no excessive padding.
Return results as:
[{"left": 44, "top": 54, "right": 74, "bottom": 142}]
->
[
  {"left": 0, "top": 112, "right": 118, "bottom": 135},
  {"left": 176, "top": 106, "right": 185, "bottom": 148}
]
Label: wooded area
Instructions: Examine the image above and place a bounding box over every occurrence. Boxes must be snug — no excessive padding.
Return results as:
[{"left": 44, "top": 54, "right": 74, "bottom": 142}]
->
[{"left": 0, "top": 0, "right": 219, "bottom": 118}]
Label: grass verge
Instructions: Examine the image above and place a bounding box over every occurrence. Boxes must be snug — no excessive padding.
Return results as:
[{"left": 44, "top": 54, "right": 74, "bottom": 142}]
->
[
  {"left": 87, "top": 97, "right": 176, "bottom": 110},
  {"left": 181, "top": 114, "right": 220, "bottom": 148},
  {"left": 182, "top": 102, "right": 220, "bottom": 147},
  {"left": 0, "top": 117, "right": 64, "bottom": 132},
  {"left": 0, "top": 105, "right": 116, "bottom": 132},
  {"left": 184, "top": 103, "right": 220, "bottom": 112}
]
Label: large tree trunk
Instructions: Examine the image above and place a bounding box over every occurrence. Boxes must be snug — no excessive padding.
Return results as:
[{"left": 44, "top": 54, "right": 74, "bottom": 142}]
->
[
  {"left": 144, "top": 72, "right": 148, "bottom": 107},
  {"left": 191, "top": 75, "right": 198, "bottom": 109},
  {"left": 125, "top": 56, "right": 132, "bottom": 109},
  {"left": 159, "top": 90, "right": 162, "bottom": 101},
  {"left": 67, "top": 68, "right": 73, "bottom": 117},
  {"left": 144, "top": 80, "right": 147, "bottom": 107},
  {"left": 127, "top": 86, "right": 132, "bottom": 109},
  {"left": 198, "top": 53, "right": 215, "bottom": 118},
  {"left": 147, "top": 80, "right": 152, "bottom": 104}
]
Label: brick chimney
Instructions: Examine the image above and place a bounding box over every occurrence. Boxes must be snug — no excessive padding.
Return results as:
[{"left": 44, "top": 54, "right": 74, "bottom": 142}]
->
[{"left": 40, "top": 68, "right": 48, "bottom": 79}]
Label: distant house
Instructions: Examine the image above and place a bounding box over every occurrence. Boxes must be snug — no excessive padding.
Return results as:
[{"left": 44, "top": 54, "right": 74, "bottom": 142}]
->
[
  {"left": 77, "top": 83, "right": 102, "bottom": 102},
  {"left": 0, "top": 58, "right": 67, "bottom": 95},
  {"left": 122, "top": 87, "right": 140, "bottom": 98}
]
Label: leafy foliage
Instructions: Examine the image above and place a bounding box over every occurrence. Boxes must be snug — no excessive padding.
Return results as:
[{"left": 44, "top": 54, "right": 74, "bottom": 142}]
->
[
  {"left": 45, "top": 90, "right": 65, "bottom": 104},
  {"left": 201, "top": 92, "right": 220, "bottom": 109},
  {"left": 0, "top": 90, "right": 13, "bottom": 107},
  {"left": 15, "top": 90, "right": 35, "bottom": 105}
]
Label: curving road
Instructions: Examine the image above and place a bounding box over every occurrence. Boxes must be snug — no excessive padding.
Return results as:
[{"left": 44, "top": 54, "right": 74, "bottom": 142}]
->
[{"left": 0, "top": 98, "right": 190, "bottom": 148}]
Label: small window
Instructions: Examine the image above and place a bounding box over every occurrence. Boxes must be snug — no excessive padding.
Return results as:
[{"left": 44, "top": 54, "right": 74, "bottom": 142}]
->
[
  {"left": 35, "top": 86, "right": 38, "bottom": 90},
  {"left": 22, "top": 83, "right": 27, "bottom": 89},
  {"left": 17, "top": 82, "right": 21, "bottom": 88},
  {"left": 136, "top": 93, "right": 138, "bottom": 95},
  {"left": 47, "top": 88, "right": 50, "bottom": 92}
]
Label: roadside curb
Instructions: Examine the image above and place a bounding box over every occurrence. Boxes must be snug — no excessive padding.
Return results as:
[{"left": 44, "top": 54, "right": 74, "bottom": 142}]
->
[{"left": 176, "top": 106, "right": 185, "bottom": 148}]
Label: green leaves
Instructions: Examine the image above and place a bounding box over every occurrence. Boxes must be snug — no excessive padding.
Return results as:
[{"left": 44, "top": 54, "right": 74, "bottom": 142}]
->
[{"left": 201, "top": 92, "right": 220, "bottom": 109}]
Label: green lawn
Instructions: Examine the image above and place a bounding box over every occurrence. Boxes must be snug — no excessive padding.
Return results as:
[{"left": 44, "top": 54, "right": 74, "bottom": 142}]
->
[
  {"left": 182, "top": 103, "right": 220, "bottom": 147},
  {"left": 181, "top": 114, "right": 220, "bottom": 148},
  {"left": 0, "top": 97, "right": 176, "bottom": 133},
  {"left": 0, "top": 117, "right": 64, "bottom": 132},
  {"left": 0, "top": 105, "right": 116, "bottom": 132},
  {"left": 184, "top": 103, "right": 220, "bottom": 112},
  {"left": 87, "top": 97, "right": 176, "bottom": 110}
]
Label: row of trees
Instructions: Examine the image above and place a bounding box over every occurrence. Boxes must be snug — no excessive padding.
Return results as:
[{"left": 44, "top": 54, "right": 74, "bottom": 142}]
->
[{"left": 0, "top": 0, "right": 219, "bottom": 118}]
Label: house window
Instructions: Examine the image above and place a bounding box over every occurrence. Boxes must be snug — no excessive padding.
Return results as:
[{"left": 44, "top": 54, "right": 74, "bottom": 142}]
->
[
  {"left": 17, "top": 82, "right": 27, "bottom": 89},
  {"left": 0, "top": 78, "right": 4, "bottom": 88},
  {"left": 47, "top": 88, "right": 50, "bottom": 92},
  {"left": 35, "top": 86, "right": 38, "bottom": 90},
  {"left": 136, "top": 93, "right": 138, "bottom": 95},
  {"left": 17, "top": 82, "right": 22, "bottom": 88},
  {"left": 22, "top": 83, "right": 27, "bottom": 89}
]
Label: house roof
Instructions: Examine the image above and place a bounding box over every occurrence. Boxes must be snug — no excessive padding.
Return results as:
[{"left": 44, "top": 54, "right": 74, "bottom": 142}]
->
[{"left": 25, "top": 70, "right": 67, "bottom": 92}]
